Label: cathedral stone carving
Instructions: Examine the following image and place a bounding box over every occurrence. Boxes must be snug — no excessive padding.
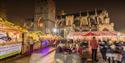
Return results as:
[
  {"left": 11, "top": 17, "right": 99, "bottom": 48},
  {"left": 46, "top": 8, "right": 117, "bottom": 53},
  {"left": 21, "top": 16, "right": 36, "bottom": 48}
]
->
[
  {"left": 66, "top": 15, "right": 74, "bottom": 26},
  {"left": 111, "top": 23, "right": 114, "bottom": 27},
  {"left": 98, "top": 22, "right": 114, "bottom": 31},
  {"left": 0, "top": 17, "right": 3, "bottom": 21},
  {"left": 57, "top": 9, "right": 115, "bottom": 32},
  {"left": 97, "top": 14, "right": 104, "bottom": 24},
  {"left": 89, "top": 15, "right": 97, "bottom": 27},
  {"left": 101, "top": 10, "right": 109, "bottom": 18},
  {"left": 97, "top": 10, "right": 109, "bottom": 24},
  {"left": 104, "top": 17, "right": 110, "bottom": 24},
  {"left": 80, "top": 16, "right": 88, "bottom": 26}
]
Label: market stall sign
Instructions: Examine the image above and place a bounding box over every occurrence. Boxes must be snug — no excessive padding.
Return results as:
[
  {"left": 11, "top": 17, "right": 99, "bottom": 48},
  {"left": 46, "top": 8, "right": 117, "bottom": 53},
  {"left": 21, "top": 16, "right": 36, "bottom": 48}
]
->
[{"left": 0, "top": 43, "right": 22, "bottom": 59}]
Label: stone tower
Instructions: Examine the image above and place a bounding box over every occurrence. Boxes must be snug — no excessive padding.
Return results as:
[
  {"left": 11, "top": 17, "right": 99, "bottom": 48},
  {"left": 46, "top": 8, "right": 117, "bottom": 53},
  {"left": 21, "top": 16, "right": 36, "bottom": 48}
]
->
[
  {"left": 0, "top": 0, "right": 6, "bottom": 18},
  {"left": 34, "top": 0, "right": 56, "bottom": 33}
]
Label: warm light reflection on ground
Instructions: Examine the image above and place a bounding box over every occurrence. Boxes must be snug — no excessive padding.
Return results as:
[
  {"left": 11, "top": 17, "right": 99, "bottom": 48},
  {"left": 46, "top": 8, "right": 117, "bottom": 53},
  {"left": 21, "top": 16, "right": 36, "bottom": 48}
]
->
[
  {"left": 36, "top": 51, "right": 55, "bottom": 63},
  {"left": 30, "top": 47, "right": 55, "bottom": 63}
]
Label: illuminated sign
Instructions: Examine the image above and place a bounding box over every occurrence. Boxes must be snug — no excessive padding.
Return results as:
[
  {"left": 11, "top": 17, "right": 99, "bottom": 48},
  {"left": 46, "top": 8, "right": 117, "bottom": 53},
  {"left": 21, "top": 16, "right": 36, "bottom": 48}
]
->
[{"left": 0, "top": 43, "right": 22, "bottom": 59}]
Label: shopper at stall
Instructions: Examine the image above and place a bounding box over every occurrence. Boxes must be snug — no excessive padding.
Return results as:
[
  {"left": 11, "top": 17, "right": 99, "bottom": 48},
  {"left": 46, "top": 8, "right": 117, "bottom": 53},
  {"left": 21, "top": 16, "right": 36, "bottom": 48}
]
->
[
  {"left": 114, "top": 41, "right": 123, "bottom": 63},
  {"left": 99, "top": 40, "right": 108, "bottom": 61},
  {"left": 106, "top": 41, "right": 115, "bottom": 63},
  {"left": 78, "top": 45, "right": 83, "bottom": 56},
  {"left": 76, "top": 43, "right": 79, "bottom": 54},
  {"left": 122, "top": 44, "right": 125, "bottom": 63},
  {"left": 28, "top": 37, "right": 35, "bottom": 54},
  {"left": 56, "top": 45, "right": 63, "bottom": 53},
  {"left": 90, "top": 37, "right": 98, "bottom": 62},
  {"left": 81, "top": 45, "right": 89, "bottom": 63},
  {"left": 72, "top": 47, "right": 76, "bottom": 53}
]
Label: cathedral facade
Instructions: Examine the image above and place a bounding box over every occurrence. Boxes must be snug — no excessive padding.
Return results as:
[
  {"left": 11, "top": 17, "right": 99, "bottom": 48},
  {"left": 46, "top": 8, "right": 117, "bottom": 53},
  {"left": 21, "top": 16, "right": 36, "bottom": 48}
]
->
[
  {"left": 56, "top": 9, "right": 115, "bottom": 37},
  {"left": 57, "top": 9, "right": 114, "bottom": 32}
]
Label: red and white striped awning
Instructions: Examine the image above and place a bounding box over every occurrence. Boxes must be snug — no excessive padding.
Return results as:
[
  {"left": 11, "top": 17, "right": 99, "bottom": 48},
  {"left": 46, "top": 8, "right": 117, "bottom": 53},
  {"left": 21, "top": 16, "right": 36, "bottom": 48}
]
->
[{"left": 67, "top": 31, "right": 117, "bottom": 38}]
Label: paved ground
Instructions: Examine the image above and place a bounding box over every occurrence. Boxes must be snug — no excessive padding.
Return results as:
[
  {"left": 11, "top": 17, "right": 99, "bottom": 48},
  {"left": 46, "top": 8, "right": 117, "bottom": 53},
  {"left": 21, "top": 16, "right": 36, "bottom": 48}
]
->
[
  {"left": 0, "top": 47, "right": 55, "bottom": 63},
  {"left": 0, "top": 47, "right": 105, "bottom": 63},
  {"left": 55, "top": 53, "right": 81, "bottom": 63},
  {"left": 34, "top": 50, "right": 56, "bottom": 63}
]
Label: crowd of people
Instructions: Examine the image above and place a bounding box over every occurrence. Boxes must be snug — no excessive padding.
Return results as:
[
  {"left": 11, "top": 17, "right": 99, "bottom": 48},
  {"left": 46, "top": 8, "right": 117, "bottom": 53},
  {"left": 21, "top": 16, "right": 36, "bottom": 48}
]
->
[
  {"left": 98, "top": 38, "right": 125, "bottom": 63},
  {"left": 56, "top": 39, "right": 89, "bottom": 63},
  {"left": 56, "top": 37, "right": 125, "bottom": 63}
]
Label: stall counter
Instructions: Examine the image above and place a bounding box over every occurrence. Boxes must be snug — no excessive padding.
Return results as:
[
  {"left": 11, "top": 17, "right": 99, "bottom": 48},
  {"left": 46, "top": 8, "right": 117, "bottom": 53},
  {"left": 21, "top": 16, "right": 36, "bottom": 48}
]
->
[{"left": 0, "top": 42, "right": 22, "bottom": 59}]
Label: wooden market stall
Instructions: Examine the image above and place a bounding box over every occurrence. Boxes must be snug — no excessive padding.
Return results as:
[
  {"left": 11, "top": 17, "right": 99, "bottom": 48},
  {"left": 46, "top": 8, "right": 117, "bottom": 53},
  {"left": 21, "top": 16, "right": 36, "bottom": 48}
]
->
[
  {"left": 67, "top": 31, "right": 118, "bottom": 40},
  {"left": 22, "top": 32, "right": 62, "bottom": 54},
  {"left": 0, "top": 17, "right": 27, "bottom": 59},
  {"left": 22, "top": 31, "right": 44, "bottom": 54}
]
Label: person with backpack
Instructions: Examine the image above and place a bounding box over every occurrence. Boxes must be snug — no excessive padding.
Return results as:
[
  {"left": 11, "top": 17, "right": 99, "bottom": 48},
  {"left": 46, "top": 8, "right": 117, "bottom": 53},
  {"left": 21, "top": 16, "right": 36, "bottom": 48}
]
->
[
  {"left": 114, "top": 41, "right": 123, "bottom": 63},
  {"left": 99, "top": 40, "right": 108, "bottom": 61},
  {"left": 122, "top": 42, "right": 125, "bottom": 63}
]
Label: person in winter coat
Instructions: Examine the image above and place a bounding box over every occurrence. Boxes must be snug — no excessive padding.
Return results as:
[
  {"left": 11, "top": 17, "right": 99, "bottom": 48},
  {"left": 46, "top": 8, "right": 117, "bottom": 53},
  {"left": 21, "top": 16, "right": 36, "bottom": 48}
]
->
[
  {"left": 90, "top": 37, "right": 98, "bottom": 62},
  {"left": 99, "top": 40, "right": 108, "bottom": 61}
]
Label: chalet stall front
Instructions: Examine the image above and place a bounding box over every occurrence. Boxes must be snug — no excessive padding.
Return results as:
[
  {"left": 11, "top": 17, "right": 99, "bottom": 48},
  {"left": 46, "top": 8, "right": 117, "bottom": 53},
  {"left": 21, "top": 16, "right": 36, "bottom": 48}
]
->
[
  {"left": 67, "top": 31, "right": 120, "bottom": 41},
  {"left": 0, "top": 18, "right": 27, "bottom": 59}
]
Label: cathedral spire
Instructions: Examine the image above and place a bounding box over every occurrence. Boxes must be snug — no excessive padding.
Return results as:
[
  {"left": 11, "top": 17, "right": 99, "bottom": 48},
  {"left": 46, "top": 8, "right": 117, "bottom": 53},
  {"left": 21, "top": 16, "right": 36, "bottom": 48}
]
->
[
  {"left": 87, "top": 10, "right": 89, "bottom": 16},
  {"left": 79, "top": 11, "right": 81, "bottom": 17},
  {"left": 60, "top": 10, "right": 65, "bottom": 16},
  {"left": 95, "top": 9, "right": 97, "bottom": 16}
]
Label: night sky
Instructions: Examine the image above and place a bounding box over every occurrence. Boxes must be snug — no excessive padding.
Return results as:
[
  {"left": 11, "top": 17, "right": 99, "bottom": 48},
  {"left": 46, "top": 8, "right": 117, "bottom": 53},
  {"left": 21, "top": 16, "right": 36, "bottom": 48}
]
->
[{"left": 2, "top": 0, "right": 125, "bottom": 32}]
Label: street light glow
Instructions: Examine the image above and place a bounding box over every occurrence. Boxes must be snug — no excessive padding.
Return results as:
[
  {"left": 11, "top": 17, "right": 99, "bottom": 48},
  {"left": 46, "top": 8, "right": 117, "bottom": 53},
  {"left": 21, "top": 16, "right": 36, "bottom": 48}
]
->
[{"left": 53, "top": 28, "right": 58, "bottom": 33}]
